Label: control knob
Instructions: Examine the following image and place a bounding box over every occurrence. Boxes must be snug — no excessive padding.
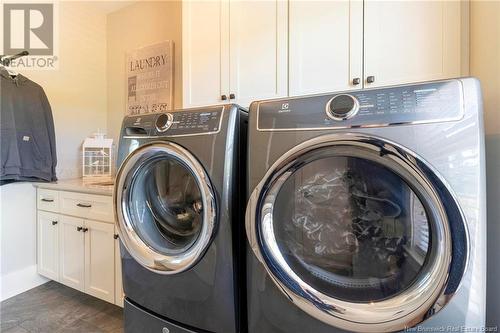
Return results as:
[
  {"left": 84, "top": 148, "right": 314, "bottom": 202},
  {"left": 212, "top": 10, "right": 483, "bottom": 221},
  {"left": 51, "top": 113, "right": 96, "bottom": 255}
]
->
[
  {"left": 156, "top": 113, "right": 174, "bottom": 132},
  {"left": 326, "top": 94, "right": 359, "bottom": 121}
]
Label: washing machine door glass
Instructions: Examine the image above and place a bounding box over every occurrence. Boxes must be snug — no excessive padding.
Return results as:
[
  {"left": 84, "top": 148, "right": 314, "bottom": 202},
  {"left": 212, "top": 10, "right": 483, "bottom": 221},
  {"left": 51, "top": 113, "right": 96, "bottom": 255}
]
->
[
  {"left": 246, "top": 134, "right": 468, "bottom": 331},
  {"left": 115, "top": 141, "right": 216, "bottom": 274}
]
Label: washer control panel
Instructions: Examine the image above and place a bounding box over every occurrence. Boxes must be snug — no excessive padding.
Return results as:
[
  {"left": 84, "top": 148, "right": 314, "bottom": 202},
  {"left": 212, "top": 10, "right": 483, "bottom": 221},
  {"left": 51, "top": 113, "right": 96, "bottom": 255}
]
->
[
  {"left": 257, "top": 80, "right": 464, "bottom": 131},
  {"left": 161, "top": 108, "right": 223, "bottom": 135},
  {"left": 123, "top": 106, "right": 224, "bottom": 137}
]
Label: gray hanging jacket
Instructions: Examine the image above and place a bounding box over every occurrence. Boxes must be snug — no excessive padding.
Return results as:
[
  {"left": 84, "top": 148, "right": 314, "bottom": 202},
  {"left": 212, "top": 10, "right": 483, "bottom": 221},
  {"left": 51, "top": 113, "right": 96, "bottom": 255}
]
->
[{"left": 0, "top": 67, "right": 57, "bottom": 182}]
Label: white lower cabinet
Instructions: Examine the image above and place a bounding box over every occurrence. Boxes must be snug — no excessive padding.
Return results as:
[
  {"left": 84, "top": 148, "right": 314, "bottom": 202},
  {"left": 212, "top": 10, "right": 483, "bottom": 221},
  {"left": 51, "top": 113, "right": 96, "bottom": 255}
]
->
[
  {"left": 114, "top": 228, "right": 124, "bottom": 307},
  {"left": 84, "top": 220, "right": 115, "bottom": 303},
  {"left": 37, "top": 189, "right": 122, "bottom": 307},
  {"left": 59, "top": 215, "right": 85, "bottom": 291},
  {"left": 37, "top": 211, "right": 60, "bottom": 281}
]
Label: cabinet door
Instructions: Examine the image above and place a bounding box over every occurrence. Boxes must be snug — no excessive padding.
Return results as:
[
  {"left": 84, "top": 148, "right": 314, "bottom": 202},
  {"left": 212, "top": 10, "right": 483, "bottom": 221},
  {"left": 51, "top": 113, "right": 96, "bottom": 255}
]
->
[
  {"left": 289, "top": 0, "right": 363, "bottom": 95},
  {"left": 364, "top": 0, "right": 464, "bottom": 87},
  {"left": 182, "top": 0, "right": 230, "bottom": 107},
  {"left": 59, "top": 215, "right": 85, "bottom": 291},
  {"left": 114, "top": 229, "right": 124, "bottom": 307},
  {"left": 84, "top": 220, "right": 115, "bottom": 303},
  {"left": 229, "top": 0, "right": 288, "bottom": 107},
  {"left": 37, "top": 211, "right": 59, "bottom": 281}
]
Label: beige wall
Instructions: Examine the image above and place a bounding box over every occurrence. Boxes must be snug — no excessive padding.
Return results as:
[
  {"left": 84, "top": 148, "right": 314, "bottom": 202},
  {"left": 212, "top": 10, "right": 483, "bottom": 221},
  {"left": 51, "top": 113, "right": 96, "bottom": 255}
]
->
[
  {"left": 1, "top": 1, "right": 108, "bottom": 300},
  {"left": 470, "top": 1, "right": 500, "bottom": 327},
  {"left": 106, "top": 1, "right": 182, "bottom": 146},
  {"left": 470, "top": 1, "right": 500, "bottom": 136},
  {"left": 21, "top": 1, "right": 108, "bottom": 179}
]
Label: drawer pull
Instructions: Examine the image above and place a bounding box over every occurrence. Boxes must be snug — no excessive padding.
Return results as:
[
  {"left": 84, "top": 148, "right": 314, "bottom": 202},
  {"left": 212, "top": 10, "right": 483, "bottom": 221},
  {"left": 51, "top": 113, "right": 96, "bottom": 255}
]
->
[
  {"left": 52, "top": 221, "right": 58, "bottom": 225},
  {"left": 77, "top": 203, "right": 92, "bottom": 208},
  {"left": 114, "top": 234, "right": 119, "bottom": 240},
  {"left": 77, "top": 226, "right": 83, "bottom": 231},
  {"left": 82, "top": 228, "right": 89, "bottom": 233},
  {"left": 41, "top": 198, "right": 54, "bottom": 202}
]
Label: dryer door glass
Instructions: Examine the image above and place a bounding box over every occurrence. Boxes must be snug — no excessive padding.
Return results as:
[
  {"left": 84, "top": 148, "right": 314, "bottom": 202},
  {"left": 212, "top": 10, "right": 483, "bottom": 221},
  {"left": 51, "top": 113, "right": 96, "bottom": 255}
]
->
[
  {"left": 115, "top": 142, "right": 216, "bottom": 274},
  {"left": 271, "top": 156, "right": 429, "bottom": 302}
]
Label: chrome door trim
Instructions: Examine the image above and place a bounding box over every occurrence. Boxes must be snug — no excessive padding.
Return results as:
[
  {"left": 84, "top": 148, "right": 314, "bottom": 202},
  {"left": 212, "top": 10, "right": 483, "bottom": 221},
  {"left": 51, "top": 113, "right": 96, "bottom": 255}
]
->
[
  {"left": 114, "top": 141, "right": 217, "bottom": 275},
  {"left": 245, "top": 133, "right": 469, "bottom": 332}
]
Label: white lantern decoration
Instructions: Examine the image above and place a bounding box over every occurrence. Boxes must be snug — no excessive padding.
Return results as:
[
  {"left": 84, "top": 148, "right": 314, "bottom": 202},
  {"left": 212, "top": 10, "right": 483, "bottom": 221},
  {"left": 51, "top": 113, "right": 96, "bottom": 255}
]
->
[{"left": 82, "top": 134, "right": 113, "bottom": 180}]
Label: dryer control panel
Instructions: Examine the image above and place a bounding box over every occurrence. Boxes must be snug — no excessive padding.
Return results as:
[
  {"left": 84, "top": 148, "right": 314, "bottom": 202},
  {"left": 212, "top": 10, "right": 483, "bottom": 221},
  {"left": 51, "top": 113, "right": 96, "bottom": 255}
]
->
[{"left": 257, "top": 80, "right": 464, "bottom": 131}]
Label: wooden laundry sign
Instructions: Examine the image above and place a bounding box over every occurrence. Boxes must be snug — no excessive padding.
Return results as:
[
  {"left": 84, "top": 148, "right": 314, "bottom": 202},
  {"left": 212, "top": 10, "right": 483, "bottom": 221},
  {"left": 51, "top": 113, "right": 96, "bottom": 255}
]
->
[{"left": 126, "top": 41, "right": 173, "bottom": 115}]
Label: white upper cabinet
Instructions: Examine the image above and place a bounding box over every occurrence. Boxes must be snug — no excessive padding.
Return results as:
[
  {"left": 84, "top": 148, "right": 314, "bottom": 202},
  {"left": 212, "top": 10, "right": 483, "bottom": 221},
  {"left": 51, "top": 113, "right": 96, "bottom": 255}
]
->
[
  {"left": 182, "top": 0, "right": 287, "bottom": 108},
  {"left": 289, "top": 0, "right": 363, "bottom": 95},
  {"left": 229, "top": 0, "right": 288, "bottom": 106},
  {"left": 364, "top": 0, "right": 465, "bottom": 87},
  {"left": 182, "top": 0, "right": 229, "bottom": 107},
  {"left": 182, "top": 0, "right": 468, "bottom": 104}
]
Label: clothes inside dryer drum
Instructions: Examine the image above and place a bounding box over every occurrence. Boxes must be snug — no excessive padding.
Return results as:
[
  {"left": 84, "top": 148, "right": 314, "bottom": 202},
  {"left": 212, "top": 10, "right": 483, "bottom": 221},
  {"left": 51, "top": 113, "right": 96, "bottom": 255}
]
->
[
  {"left": 273, "top": 156, "right": 430, "bottom": 302},
  {"left": 127, "top": 156, "right": 203, "bottom": 255}
]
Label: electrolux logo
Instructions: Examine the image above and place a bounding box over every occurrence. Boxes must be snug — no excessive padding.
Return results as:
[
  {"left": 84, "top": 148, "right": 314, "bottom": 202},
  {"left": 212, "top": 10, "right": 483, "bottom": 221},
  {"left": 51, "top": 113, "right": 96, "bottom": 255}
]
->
[
  {"left": 278, "top": 102, "right": 291, "bottom": 113},
  {"left": 1, "top": 1, "right": 59, "bottom": 69}
]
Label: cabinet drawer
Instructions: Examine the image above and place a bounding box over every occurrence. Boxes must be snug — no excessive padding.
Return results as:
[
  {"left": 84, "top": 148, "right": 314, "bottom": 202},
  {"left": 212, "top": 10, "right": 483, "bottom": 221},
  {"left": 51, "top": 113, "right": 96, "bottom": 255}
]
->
[
  {"left": 59, "top": 191, "right": 113, "bottom": 222},
  {"left": 37, "top": 189, "right": 59, "bottom": 212}
]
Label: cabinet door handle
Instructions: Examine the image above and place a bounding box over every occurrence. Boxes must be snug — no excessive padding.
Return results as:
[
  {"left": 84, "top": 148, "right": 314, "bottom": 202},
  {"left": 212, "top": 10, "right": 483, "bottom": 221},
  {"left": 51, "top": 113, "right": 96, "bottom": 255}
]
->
[
  {"left": 221, "top": 95, "right": 227, "bottom": 101},
  {"left": 41, "top": 198, "right": 54, "bottom": 202},
  {"left": 229, "top": 93, "right": 235, "bottom": 100},
  {"left": 352, "top": 78, "right": 360, "bottom": 85},
  {"left": 77, "top": 226, "right": 83, "bottom": 231},
  {"left": 82, "top": 228, "right": 89, "bottom": 233},
  {"left": 366, "top": 76, "right": 375, "bottom": 83},
  {"left": 114, "top": 234, "right": 119, "bottom": 240},
  {"left": 52, "top": 221, "right": 58, "bottom": 225},
  {"left": 77, "top": 203, "right": 92, "bottom": 208}
]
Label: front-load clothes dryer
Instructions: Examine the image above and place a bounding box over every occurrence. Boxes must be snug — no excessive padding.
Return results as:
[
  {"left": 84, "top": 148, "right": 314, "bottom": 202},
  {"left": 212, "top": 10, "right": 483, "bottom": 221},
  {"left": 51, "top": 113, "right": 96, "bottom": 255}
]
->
[
  {"left": 114, "top": 105, "right": 247, "bottom": 333},
  {"left": 245, "top": 78, "right": 486, "bottom": 332}
]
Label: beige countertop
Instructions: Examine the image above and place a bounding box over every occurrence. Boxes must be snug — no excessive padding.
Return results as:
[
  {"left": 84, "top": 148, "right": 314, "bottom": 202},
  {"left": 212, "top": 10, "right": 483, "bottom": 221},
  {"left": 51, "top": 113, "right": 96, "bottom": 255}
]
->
[{"left": 33, "top": 178, "right": 114, "bottom": 196}]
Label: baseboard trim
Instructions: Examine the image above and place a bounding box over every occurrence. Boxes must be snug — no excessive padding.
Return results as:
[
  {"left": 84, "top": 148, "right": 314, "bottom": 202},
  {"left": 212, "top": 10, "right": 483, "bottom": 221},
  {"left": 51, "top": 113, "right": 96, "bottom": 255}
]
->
[{"left": 1, "top": 265, "right": 49, "bottom": 301}]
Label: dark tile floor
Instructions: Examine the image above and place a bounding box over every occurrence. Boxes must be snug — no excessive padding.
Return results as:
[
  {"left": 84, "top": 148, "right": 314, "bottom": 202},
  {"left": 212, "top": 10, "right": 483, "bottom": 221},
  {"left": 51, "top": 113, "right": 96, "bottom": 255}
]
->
[{"left": 1, "top": 281, "right": 123, "bottom": 333}]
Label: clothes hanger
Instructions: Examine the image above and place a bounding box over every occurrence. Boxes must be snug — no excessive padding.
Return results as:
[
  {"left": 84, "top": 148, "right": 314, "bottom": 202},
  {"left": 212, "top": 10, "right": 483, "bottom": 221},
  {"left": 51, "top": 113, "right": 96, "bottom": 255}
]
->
[{"left": 0, "top": 51, "right": 29, "bottom": 78}]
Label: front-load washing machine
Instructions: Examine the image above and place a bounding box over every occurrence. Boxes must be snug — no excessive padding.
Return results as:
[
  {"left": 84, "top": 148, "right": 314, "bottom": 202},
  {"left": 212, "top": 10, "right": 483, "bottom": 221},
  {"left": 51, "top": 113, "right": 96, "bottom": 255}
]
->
[
  {"left": 245, "top": 78, "right": 486, "bottom": 332},
  {"left": 114, "top": 105, "right": 247, "bottom": 333}
]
